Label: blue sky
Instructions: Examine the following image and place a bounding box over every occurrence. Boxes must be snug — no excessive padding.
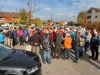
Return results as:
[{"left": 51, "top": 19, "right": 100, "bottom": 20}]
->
[{"left": 1, "top": 0, "right": 100, "bottom": 22}]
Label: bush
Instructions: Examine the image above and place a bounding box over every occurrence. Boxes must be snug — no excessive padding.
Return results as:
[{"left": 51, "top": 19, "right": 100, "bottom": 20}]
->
[{"left": 86, "top": 22, "right": 100, "bottom": 32}]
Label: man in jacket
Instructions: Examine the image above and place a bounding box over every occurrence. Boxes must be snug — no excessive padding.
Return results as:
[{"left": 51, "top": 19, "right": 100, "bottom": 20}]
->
[
  {"left": 41, "top": 29, "right": 52, "bottom": 64},
  {"left": 30, "top": 30, "right": 41, "bottom": 54},
  {"left": 73, "top": 32, "right": 82, "bottom": 63},
  {"left": 7, "top": 28, "right": 13, "bottom": 48},
  {"left": 12, "top": 27, "right": 17, "bottom": 47},
  {"left": 90, "top": 33, "right": 99, "bottom": 60},
  {"left": 54, "top": 29, "right": 62, "bottom": 59},
  {"left": 85, "top": 29, "right": 91, "bottom": 53}
]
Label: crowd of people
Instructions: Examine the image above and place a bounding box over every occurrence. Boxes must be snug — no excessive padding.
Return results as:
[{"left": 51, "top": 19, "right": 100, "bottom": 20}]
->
[{"left": 0, "top": 26, "right": 100, "bottom": 64}]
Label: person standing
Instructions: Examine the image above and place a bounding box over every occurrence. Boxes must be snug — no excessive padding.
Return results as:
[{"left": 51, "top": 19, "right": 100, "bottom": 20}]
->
[
  {"left": 98, "top": 32, "right": 100, "bottom": 52},
  {"left": 63, "top": 33, "right": 72, "bottom": 60},
  {"left": 18, "top": 27, "right": 24, "bottom": 46},
  {"left": 41, "top": 29, "right": 52, "bottom": 64},
  {"left": 73, "top": 32, "right": 82, "bottom": 63},
  {"left": 85, "top": 29, "right": 91, "bottom": 53},
  {"left": 0, "top": 30, "right": 5, "bottom": 44},
  {"left": 54, "top": 29, "right": 62, "bottom": 59},
  {"left": 12, "top": 27, "right": 17, "bottom": 47},
  {"left": 90, "top": 33, "right": 99, "bottom": 60},
  {"left": 69, "top": 28, "right": 75, "bottom": 41},
  {"left": 24, "top": 27, "right": 28, "bottom": 36},
  {"left": 30, "top": 30, "right": 41, "bottom": 54},
  {"left": 7, "top": 28, "right": 13, "bottom": 48}
]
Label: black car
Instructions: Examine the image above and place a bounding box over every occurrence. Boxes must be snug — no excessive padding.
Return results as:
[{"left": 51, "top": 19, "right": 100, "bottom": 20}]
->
[{"left": 0, "top": 44, "right": 42, "bottom": 75}]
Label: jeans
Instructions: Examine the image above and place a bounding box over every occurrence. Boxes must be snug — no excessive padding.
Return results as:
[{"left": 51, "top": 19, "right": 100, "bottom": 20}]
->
[
  {"left": 43, "top": 49, "right": 51, "bottom": 63},
  {"left": 64, "top": 48, "right": 70, "bottom": 59},
  {"left": 85, "top": 42, "right": 90, "bottom": 52},
  {"left": 79, "top": 47, "right": 83, "bottom": 57},
  {"left": 75, "top": 49, "right": 80, "bottom": 61}
]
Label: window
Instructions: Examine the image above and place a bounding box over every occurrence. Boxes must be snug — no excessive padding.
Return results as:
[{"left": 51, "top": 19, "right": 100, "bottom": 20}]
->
[
  {"left": 95, "top": 10, "right": 98, "bottom": 12},
  {"left": 0, "top": 44, "right": 13, "bottom": 61},
  {"left": 95, "top": 16, "right": 97, "bottom": 19}
]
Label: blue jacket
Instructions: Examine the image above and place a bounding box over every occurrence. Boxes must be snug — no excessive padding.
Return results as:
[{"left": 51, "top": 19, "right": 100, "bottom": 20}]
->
[
  {"left": 0, "top": 33, "right": 5, "bottom": 42},
  {"left": 7, "top": 31, "right": 13, "bottom": 39},
  {"left": 12, "top": 30, "right": 17, "bottom": 38},
  {"left": 24, "top": 29, "right": 28, "bottom": 35},
  {"left": 70, "top": 32, "right": 75, "bottom": 40}
]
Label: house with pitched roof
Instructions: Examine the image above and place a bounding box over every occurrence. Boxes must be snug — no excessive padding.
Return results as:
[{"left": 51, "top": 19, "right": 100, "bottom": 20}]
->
[
  {"left": 87, "top": 7, "right": 100, "bottom": 23},
  {"left": 0, "top": 12, "right": 19, "bottom": 26}
]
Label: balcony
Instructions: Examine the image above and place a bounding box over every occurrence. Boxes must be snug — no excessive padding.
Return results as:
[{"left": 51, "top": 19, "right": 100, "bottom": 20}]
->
[
  {"left": 87, "top": 13, "right": 92, "bottom": 16},
  {"left": 87, "top": 19, "right": 91, "bottom": 22}
]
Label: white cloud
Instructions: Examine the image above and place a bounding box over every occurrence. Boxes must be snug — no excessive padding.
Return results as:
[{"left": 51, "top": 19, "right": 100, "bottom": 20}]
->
[
  {"left": 45, "top": 8, "right": 51, "bottom": 12},
  {"left": 56, "top": 13, "right": 65, "bottom": 16}
]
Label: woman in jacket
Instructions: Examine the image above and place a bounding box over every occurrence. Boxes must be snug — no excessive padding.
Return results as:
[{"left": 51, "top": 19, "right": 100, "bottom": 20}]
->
[{"left": 63, "top": 33, "right": 72, "bottom": 60}]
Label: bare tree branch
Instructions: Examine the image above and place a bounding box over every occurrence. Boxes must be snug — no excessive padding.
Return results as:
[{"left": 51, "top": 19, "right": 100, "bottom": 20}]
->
[{"left": 0, "top": 0, "right": 3, "bottom": 12}]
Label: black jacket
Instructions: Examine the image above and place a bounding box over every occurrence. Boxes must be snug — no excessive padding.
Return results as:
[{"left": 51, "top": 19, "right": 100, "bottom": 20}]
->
[
  {"left": 90, "top": 36, "right": 99, "bottom": 47},
  {"left": 73, "top": 37, "right": 81, "bottom": 50}
]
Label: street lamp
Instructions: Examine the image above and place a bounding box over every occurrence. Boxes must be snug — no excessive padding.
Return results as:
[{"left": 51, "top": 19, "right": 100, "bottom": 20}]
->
[{"left": 73, "top": 16, "right": 75, "bottom": 27}]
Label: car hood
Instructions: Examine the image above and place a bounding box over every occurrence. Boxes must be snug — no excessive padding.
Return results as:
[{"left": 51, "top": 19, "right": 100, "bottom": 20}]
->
[{"left": 0, "top": 50, "right": 40, "bottom": 69}]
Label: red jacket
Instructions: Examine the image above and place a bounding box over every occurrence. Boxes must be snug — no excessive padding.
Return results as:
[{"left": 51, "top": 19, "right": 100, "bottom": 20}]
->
[
  {"left": 60, "top": 31, "right": 64, "bottom": 36},
  {"left": 40, "top": 30, "right": 44, "bottom": 37},
  {"left": 50, "top": 32, "right": 55, "bottom": 42}
]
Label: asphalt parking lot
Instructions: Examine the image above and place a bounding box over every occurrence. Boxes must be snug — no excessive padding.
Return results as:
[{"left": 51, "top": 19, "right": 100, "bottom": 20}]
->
[{"left": 13, "top": 43, "right": 100, "bottom": 75}]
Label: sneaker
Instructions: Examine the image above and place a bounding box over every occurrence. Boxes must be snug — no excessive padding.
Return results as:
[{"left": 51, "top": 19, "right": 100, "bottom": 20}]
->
[
  {"left": 73, "top": 60, "right": 78, "bottom": 63},
  {"left": 43, "top": 62, "right": 46, "bottom": 64},
  {"left": 93, "top": 58, "right": 98, "bottom": 61},
  {"left": 66, "top": 57, "right": 69, "bottom": 60},
  {"left": 57, "top": 57, "right": 60, "bottom": 59},
  {"left": 89, "top": 56, "right": 93, "bottom": 58},
  {"left": 48, "top": 62, "right": 51, "bottom": 64}
]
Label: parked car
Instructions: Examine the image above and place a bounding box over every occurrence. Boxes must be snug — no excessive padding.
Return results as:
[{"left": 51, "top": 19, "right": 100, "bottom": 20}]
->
[
  {"left": 0, "top": 44, "right": 42, "bottom": 75},
  {"left": 0, "top": 27, "right": 8, "bottom": 33}
]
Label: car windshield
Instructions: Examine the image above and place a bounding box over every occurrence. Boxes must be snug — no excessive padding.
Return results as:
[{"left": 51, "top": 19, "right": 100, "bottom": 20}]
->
[{"left": 0, "top": 44, "right": 14, "bottom": 61}]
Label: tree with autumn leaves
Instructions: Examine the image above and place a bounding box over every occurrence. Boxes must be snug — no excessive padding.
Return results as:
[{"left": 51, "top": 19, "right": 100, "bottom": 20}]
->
[
  {"left": 14, "top": 8, "right": 27, "bottom": 25},
  {"left": 77, "top": 11, "right": 86, "bottom": 27}
]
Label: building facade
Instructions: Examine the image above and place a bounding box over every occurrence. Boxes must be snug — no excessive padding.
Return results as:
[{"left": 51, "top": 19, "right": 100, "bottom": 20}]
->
[
  {"left": 0, "top": 12, "right": 19, "bottom": 26},
  {"left": 87, "top": 7, "right": 100, "bottom": 23}
]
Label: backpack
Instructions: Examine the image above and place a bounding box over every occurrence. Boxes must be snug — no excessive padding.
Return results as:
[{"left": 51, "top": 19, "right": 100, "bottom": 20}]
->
[
  {"left": 79, "top": 38, "right": 85, "bottom": 46},
  {"left": 42, "top": 35, "right": 50, "bottom": 49},
  {"left": 18, "top": 30, "right": 24, "bottom": 37}
]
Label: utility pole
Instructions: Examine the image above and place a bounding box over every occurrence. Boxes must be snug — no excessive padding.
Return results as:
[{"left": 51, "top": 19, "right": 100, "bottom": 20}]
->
[
  {"left": 73, "top": 16, "right": 75, "bottom": 27},
  {"left": 84, "top": 0, "right": 90, "bottom": 28}
]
